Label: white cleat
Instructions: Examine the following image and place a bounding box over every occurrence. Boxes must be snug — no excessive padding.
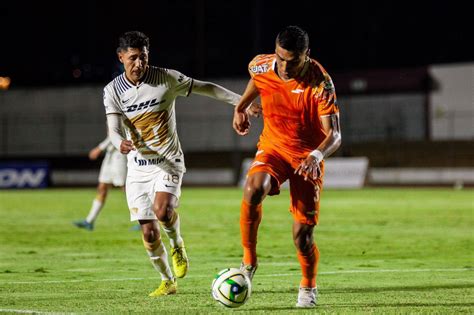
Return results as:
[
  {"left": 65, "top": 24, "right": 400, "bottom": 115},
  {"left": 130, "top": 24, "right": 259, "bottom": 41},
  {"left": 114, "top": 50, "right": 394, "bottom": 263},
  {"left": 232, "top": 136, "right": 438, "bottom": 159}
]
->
[
  {"left": 296, "top": 287, "right": 317, "bottom": 308},
  {"left": 239, "top": 262, "right": 258, "bottom": 282}
]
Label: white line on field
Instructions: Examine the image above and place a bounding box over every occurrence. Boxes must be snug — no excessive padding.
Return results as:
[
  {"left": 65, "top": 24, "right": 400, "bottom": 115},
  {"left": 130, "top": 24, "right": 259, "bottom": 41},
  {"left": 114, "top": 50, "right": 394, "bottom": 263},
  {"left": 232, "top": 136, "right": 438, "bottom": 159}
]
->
[
  {"left": 0, "top": 268, "right": 471, "bottom": 285},
  {"left": 0, "top": 309, "right": 47, "bottom": 314}
]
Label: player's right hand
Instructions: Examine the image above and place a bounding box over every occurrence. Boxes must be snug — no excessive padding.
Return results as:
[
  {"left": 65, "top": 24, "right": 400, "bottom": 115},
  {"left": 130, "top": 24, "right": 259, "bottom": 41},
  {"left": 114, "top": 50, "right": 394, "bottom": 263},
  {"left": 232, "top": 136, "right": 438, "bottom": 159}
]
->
[
  {"left": 120, "top": 140, "right": 135, "bottom": 154},
  {"left": 233, "top": 110, "right": 250, "bottom": 136}
]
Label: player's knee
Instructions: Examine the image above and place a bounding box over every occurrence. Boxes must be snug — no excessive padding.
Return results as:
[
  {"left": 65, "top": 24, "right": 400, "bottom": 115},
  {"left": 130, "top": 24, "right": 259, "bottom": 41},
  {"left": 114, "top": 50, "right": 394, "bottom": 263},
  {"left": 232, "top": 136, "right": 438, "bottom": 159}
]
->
[
  {"left": 141, "top": 225, "right": 157, "bottom": 243},
  {"left": 153, "top": 203, "right": 174, "bottom": 222},
  {"left": 244, "top": 182, "right": 266, "bottom": 204},
  {"left": 294, "top": 234, "right": 313, "bottom": 252}
]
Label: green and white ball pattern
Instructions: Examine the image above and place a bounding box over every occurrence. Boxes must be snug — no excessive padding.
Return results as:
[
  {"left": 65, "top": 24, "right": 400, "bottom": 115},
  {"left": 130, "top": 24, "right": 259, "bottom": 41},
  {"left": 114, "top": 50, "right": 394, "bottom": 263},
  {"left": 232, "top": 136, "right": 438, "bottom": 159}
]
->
[{"left": 211, "top": 267, "right": 251, "bottom": 308}]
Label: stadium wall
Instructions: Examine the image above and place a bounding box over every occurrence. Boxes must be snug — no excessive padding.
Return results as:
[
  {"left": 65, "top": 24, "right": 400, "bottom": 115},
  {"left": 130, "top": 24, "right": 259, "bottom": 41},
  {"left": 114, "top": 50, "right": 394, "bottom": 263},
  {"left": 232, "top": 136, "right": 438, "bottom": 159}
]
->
[{"left": 0, "top": 64, "right": 472, "bottom": 187}]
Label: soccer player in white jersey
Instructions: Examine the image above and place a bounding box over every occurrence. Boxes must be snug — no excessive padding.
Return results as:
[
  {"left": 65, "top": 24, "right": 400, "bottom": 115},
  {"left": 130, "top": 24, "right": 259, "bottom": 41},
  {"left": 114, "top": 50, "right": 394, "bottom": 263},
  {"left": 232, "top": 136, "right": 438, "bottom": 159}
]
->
[
  {"left": 104, "top": 31, "right": 260, "bottom": 297},
  {"left": 73, "top": 136, "right": 127, "bottom": 231}
]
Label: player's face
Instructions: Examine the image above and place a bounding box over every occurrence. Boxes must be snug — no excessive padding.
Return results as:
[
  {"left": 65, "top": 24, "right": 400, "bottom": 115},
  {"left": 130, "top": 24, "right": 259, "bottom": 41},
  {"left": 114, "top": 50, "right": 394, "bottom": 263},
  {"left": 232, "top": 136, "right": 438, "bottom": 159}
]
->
[
  {"left": 118, "top": 47, "right": 149, "bottom": 85},
  {"left": 275, "top": 44, "right": 307, "bottom": 80}
]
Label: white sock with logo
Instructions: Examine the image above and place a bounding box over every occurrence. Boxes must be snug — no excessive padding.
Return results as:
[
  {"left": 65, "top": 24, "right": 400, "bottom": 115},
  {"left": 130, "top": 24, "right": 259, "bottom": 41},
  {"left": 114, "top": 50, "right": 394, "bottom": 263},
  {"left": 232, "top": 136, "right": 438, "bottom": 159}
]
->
[{"left": 146, "top": 240, "right": 173, "bottom": 280}]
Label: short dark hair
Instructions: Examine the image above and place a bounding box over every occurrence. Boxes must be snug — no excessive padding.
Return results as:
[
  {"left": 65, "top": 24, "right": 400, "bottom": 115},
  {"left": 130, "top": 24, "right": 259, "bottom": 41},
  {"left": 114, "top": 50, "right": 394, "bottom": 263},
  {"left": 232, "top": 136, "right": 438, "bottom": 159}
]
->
[
  {"left": 276, "top": 25, "right": 309, "bottom": 55},
  {"left": 117, "top": 31, "right": 150, "bottom": 53}
]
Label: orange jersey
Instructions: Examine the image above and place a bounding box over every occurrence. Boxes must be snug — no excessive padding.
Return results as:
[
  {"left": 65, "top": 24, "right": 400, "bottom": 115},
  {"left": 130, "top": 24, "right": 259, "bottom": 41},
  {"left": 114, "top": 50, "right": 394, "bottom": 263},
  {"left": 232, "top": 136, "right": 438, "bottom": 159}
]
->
[{"left": 249, "top": 54, "right": 338, "bottom": 158}]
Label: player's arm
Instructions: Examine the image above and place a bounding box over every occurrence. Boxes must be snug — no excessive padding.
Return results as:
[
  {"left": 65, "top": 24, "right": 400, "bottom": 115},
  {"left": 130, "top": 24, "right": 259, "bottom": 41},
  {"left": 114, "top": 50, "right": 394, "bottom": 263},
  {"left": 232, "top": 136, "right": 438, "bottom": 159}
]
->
[
  {"left": 295, "top": 113, "right": 341, "bottom": 180},
  {"left": 191, "top": 79, "right": 240, "bottom": 105},
  {"left": 190, "top": 79, "right": 261, "bottom": 116},
  {"left": 233, "top": 78, "right": 260, "bottom": 136},
  {"left": 315, "top": 113, "right": 342, "bottom": 157},
  {"left": 106, "top": 113, "right": 134, "bottom": 154},
  {"left": 88, "top": 137, "right": 111, "bottom": 160}
]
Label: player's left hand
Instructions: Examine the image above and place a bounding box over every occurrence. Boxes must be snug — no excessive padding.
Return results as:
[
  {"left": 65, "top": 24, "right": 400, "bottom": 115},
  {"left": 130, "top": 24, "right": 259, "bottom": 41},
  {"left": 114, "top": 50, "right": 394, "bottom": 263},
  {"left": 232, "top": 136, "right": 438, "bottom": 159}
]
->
[{"left": 295, "top": 155, "right": 322, "bottom": 181}]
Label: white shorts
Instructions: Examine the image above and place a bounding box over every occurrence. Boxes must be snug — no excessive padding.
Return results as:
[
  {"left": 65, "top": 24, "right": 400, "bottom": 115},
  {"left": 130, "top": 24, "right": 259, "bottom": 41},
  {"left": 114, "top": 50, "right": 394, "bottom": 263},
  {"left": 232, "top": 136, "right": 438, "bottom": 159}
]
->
[
  {"left": 126, "top": 168, "right": 183, "bottom": 221},
  {"left": 98, "top": 149, "right": 127, "bottom": 186}
]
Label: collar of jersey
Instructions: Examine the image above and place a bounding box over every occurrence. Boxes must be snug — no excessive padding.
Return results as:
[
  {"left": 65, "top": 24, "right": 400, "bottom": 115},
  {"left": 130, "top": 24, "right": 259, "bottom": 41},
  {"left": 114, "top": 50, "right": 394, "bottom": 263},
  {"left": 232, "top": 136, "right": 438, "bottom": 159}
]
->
[
  {"left": 122, "top": 66, "right": 151, "bottom": 87},
  {"left": 271, "top": 55, "right": 310, "bottom": 83}
]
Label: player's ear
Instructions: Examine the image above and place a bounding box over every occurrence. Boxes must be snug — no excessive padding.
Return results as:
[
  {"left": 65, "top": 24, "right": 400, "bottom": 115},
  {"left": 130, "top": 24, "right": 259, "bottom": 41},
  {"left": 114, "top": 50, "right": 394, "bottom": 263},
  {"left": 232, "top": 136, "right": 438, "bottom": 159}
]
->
[
  {"left": 306, "top": 49, "right": 310, "bottom": 57},
  {"left": 117, "top": 52, "right": 124, "bottom": 64}
]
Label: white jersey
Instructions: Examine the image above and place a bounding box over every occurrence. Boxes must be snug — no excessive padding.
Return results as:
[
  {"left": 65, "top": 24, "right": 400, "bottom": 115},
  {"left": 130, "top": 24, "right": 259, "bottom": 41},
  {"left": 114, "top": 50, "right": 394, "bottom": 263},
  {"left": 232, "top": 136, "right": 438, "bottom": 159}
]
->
[
  {"left": 103, "top": 66, "right": 192, "bottom": 176},
  {"left": 95, "top": 136, "right": 127, "bottom": 186}
]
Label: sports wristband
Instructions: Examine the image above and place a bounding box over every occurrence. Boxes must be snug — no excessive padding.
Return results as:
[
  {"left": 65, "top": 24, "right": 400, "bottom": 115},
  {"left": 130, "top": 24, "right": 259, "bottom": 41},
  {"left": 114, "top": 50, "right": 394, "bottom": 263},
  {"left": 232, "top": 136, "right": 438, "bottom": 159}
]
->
[{"left": 309, "top": 149, "right": 324, "bottom": 161}]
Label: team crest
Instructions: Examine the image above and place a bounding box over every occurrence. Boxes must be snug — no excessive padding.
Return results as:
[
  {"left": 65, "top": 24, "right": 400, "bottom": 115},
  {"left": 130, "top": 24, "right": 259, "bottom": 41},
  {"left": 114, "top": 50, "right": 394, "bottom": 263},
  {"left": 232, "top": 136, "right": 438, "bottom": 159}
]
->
[{"left": 323, "top": 76, "right": 335, "bottom": 92}]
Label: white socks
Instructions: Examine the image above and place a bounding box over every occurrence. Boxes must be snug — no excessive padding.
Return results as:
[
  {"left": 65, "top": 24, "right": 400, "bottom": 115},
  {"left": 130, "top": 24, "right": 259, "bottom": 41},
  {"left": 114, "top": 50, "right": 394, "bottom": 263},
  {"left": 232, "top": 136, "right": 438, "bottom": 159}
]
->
[
  {"left": 160, "top": 212, "right": 184, "bottom": 248},
  {"left": 146, "top": 241, "right": 173, "bottom": 280},
  {"left": 86, "top": 199, "right": 103, "bottom": 223}
]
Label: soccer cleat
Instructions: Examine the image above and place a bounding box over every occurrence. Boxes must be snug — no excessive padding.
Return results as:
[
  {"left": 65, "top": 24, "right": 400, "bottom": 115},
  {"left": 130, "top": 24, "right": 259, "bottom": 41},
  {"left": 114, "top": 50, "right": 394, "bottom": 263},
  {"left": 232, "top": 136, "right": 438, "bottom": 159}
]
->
[
  {"left": 129, "top": 224, "right": 141, "bottom": 231},
  {"left": 296, "top": 287, "right": 318, "bottom": 308},
  {"left": 148, "top": 278, "right": 177, "bottom": 297},
  {"left": 73, "top": 220, "right": 94, "bottom": 231},
  {"left": 171, "top": 245, "right": 189, "bottom": 278},
  {"left": 239, "top": 262, "right": 258, "bottom": 282}
]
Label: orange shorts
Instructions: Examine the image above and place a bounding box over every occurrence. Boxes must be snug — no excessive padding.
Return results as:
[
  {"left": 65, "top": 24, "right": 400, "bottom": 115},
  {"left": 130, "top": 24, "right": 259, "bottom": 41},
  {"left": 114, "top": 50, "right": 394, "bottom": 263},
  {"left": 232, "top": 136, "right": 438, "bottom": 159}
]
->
[{"left": 246, "top": 147, "right": 324, "bottom": 225}]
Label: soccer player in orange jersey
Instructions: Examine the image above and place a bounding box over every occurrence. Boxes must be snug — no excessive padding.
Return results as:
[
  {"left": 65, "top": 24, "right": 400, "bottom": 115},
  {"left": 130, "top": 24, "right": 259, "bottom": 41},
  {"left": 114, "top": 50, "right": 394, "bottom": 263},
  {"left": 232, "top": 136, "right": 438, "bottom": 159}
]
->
[{"left": 232, "top": 25, "right": 341, "bottom": 308}]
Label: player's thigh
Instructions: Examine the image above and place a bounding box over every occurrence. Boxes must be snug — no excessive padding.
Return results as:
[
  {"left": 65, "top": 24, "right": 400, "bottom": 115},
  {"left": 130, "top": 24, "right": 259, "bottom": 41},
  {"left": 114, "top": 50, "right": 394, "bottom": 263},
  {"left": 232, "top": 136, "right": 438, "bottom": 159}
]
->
[
  {"left": 247, "top": 149, "right": 289, "bottom": 196},
  {"left": 288, "top": 173, "right": 323, "bottom": 226},
  {"left": 153, "top": 191, "right": 179, "bottom": 220},
  {"left": 152, "top": 169, "right": 183, "bottom": 203}
]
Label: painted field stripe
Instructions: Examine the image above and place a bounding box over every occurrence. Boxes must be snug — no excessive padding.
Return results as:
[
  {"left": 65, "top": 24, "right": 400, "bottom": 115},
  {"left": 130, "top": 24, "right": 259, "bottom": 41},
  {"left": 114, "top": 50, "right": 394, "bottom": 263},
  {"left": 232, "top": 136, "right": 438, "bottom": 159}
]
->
[
  {"left": 0, "top": 309, "right": 47, "bottom": 314},
  {"left": 0, "top": 268, "right": 471, "bottom": 285}
]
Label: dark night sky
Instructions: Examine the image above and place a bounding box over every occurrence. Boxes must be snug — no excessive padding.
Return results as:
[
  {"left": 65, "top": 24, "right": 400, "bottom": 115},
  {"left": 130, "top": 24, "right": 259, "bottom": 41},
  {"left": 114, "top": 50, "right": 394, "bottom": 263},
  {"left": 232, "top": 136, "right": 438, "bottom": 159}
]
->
[{"left": 0, "top": 0, "right": 472, "bottom": 87}]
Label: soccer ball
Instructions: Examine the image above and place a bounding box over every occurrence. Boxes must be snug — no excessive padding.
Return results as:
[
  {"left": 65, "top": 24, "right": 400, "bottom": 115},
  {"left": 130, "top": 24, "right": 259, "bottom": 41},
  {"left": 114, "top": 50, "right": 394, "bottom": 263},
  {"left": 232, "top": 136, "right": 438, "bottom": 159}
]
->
[{"left": 211, "top": 267, "right": 251, "bottom": 308}]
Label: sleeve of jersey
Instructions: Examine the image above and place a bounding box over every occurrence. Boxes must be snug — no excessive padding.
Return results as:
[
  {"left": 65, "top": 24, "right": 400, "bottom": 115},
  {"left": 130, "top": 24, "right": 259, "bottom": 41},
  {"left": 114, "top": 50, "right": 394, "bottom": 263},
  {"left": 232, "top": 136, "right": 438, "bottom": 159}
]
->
[
  {"left": 167, "top": 69, "right": 193, "bottom": 97},
  {"left": 248, "top": 56, "right": 260, "bottom": 78},
  {"left": 316, "top": 75, "right": 339, "bottom": 117},
  {"left": 103, "top": 86, "right": 121, "bottom": 114},
  {"left": 248, "top": 55, "right": 270, "bottom": 79}
]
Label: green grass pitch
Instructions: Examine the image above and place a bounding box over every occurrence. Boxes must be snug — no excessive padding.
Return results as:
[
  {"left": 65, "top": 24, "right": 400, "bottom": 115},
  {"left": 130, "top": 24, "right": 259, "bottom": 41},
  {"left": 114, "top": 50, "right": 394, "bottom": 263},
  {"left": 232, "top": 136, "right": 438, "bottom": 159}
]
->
[{"left": 0, "top": 187, "right": 472, "bottom": 314}]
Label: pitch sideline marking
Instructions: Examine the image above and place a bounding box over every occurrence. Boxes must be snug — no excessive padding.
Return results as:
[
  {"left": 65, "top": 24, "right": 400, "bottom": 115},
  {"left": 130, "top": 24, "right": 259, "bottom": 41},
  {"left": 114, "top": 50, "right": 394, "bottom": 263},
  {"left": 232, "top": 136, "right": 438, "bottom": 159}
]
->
[
  {"left": 0, "top": 310, "right": 47, "bottom": 314},
  {"left": 0, "top": 268, "right": 471, "bottom": 285}
]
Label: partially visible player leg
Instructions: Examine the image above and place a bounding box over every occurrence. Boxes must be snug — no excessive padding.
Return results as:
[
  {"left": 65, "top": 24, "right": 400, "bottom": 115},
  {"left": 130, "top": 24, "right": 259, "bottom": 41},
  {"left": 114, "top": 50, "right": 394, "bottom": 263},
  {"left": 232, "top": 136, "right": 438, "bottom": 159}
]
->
[
  {"left": 240, "top": 200, "right": 262, "bottom": 271},
  {"left": 239, "top": 172, "right": 272, "bottom": 280},
  {"left": 290, "top": 175, "right": 322, "bottom": 308},
  {"left": 294, "top": 222, "right": 319, "bottom": 307},
  {"left": 141, "top": 220, "right": 176, "bottom": 297},
  {"left": 159, "top": 210, "right": 183, "bottom": 248},
  {"left": 73, "top": 182, "right": 110, "bottom": 230},
  {"left": 127, "top": 177, "right": 176, "bottom": 296},
  {"left": 154, "top": 192, "right": 189, "bottom": 278},
  {"left": 160, "top": 211, "right": 188, "bottom": 278},
  {"left": 86, "top": 182, "right": 109, "bottom": 223}
]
